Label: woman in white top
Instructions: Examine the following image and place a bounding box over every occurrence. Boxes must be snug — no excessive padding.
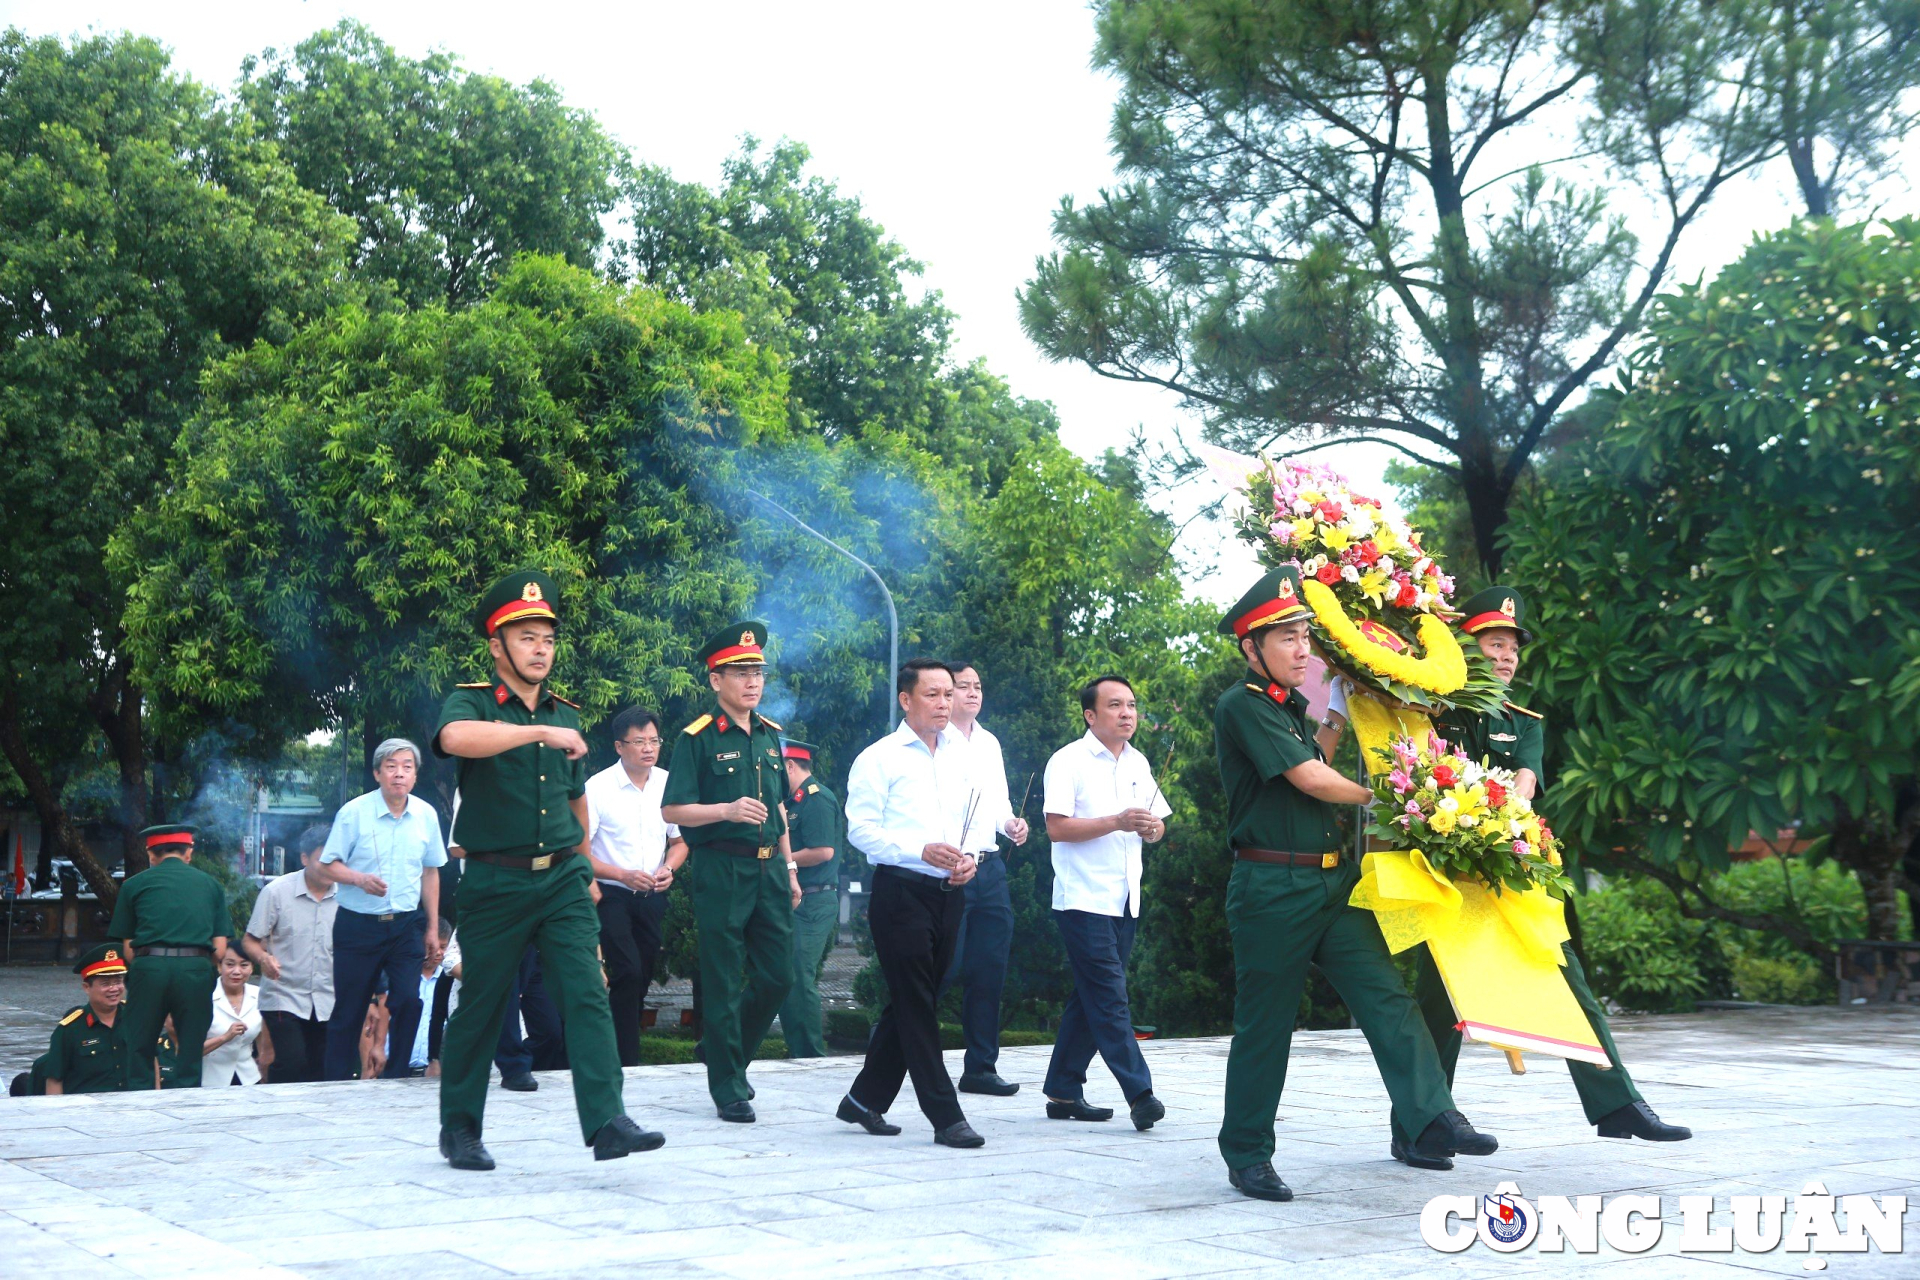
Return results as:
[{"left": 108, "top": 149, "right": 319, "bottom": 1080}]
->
[{"left": 203, "top": 949, "right": 273, "bottom": 1086}]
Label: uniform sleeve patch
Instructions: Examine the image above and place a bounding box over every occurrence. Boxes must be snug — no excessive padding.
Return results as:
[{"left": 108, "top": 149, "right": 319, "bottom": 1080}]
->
[{"left": 683, "top": 714, "right": 714, "bottom": 735}]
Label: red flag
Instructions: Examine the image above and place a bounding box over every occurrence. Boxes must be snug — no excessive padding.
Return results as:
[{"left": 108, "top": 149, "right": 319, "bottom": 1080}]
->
[{"left": 11, "top": 830, "right": 24, "bottom": 897}]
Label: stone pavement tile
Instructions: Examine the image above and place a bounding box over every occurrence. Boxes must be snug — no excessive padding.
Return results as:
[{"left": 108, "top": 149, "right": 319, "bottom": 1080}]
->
[
  {"left": 456, "top": 1223, "right": 795, "bottom": 1273},
  {"left": 688, "top": 1230, "right": 1027, "bottom": 1279},
  {"left": 536, "top": 1191, "right": 865, "bottom": 1236},
  {"left": 286, "top": 1251, "right": 511, "bottom": 1279},
  {"left": 899, "top": 1239, "right": 1278, "bottom": 1280},
  {"left": 754, "top": 1196, "right": 1086, "bottom": 1248},
  {"left": 265, "top": 1216, "right": 579, "bottom": 1265},
  {"left": 194, "top": 1211, "right": 372, "bottom": 1246},
  {"left": 332, "top": 1187, "right": 652, "bottom": 1229},
  {"left": 1208, "top": 1218, "right": 1433, "bottom": 1263},
  {"left": 2, "top": 1215, "right": 142, "bottom": 1275}
]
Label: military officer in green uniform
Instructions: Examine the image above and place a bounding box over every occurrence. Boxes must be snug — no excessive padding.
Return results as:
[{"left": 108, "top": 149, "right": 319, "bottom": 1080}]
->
[
  {"left": 1213, "top": 566, "right": 1498, "bottom": 1202},
  {"left": 432, "top": 570, "right": 665, "bottom": 1171},
  {"left": 109, "top": 825, "right": 228, "bottom": 1089},
  {"left": 1393, "top": 586, "right": 1688, "bottom": 1156},
  {"left": 661, "top": 623, "right": 801, "bottom": 1121},
  {"left": 776, "top": 739, "right": 842, "bottom": 1058},
  {"left": 41, "top": 944, "right": 137, "bottom": 1094}
]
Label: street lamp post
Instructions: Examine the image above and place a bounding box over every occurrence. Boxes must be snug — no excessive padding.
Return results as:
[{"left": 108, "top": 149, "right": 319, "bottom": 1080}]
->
[{"left": 747, "top": 491, "right": 900, "bottom": 730}]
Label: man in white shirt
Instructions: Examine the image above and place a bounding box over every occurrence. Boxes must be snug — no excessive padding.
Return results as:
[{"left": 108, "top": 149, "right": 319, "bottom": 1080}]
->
[
  {"left": 837, "top": 659, "right": 984, "bottom": 1148},
  {"left": 242, "top": 823, "right": 339, "bottom": 1082},
  {"left": 938, "top": 661, "right": 1030, "bottom": 1096},
  {"left": 586, "top": 706, "right": 688, "bottom": 1067},
  {"left": 1041, "top": 675, "right": 1171, "bottom": 1131}
]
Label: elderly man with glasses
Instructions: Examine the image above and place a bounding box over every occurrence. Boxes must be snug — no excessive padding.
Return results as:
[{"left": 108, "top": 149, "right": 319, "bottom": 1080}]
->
[
  {"left": 587, "top": 706, "right": 689, "bottom": 1067},
  {"left": 317, "top": 736, "right": 448, "bottom": 1080}
]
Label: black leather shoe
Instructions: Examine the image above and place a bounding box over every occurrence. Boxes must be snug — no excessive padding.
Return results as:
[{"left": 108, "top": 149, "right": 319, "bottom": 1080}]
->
[
  {"left": 439, "top": 1121, "right": 495, "bottom": 1171},
  {"left": 1390, "top": 1132, "right": 1453, "bottom": 1170},
  {"left": 1416, "top": 1109, "right": 1498, "bottom": 1160},
  {"left": 1228, "top": 1161, "right": 1293, "bottom": 1202},
  {"left": 592, "top": 1115, "right": 666, "bottom": 1160},
  {"left": 500, "top": 1071, "right": 537, "bottom": 1093},
  {"left": 1597, "top": 1101, "right": 1692, "bottom": 1142},
  {"left": 934, "top": 1120, "right": 985, "bottom": 1148},
  {"left": 958, "top": 1071, "right": 1020, "bottom": 1096},
  {"left": 1129, "top": 1092, "right": 1166, "bottom": 1131},
  {"left": 837, "top": 1095, "right": 902, "bottom": 1135},
  {"left": 1045, "top": 1098, "right": 1114, "bottom": 1122},
  {"left": 716, "top": 1100, "right": 756, "bottom": 1123}
]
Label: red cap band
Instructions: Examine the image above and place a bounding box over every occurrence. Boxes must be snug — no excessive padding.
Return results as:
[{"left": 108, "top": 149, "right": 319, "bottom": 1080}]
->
[
  {"left": 486, "top": 598, "right": 557, "bottom": 635},
  {"left": 145, "top": 831, "right": 194, "bottom": 851},
  {"left": 707, "top": 643, "right": 765, "bottom": 670}
]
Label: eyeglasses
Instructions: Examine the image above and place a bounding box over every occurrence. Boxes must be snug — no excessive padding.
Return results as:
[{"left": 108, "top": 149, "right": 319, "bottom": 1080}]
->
[{"left": 618, "top": 737, "right": 662, "bottom": 749}]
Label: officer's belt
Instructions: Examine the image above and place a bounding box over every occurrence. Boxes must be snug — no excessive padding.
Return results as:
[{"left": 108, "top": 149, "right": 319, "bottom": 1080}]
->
[
  {"left": 706, "top": 839, "right": 777, "bottom": 860},
  {"left": 134, "top": 945, "right": 211, "bottom": 958},
  {"left": 468, "top": 849, "right": 576, "bottom": 872},
  {"left": 1235, "top": 847, "right": 1342, "bottom": 869},
  {"left": 800, "top": 884, "right": 836, "bottom": 896}
]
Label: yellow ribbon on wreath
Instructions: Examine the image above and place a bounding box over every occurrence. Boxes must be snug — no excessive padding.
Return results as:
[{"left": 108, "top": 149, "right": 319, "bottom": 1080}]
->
[
  {"left": 1349, "top": 849, "right": 1570, "bottom": 968},
  {"left": 1301, "top": 579, "right": 1469, "bottom": 694}
]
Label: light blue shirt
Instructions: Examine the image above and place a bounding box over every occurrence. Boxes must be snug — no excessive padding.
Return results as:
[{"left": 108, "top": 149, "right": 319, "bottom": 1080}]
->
[{"left": 321, "top": 790, "right": 448, "bottom": 915}]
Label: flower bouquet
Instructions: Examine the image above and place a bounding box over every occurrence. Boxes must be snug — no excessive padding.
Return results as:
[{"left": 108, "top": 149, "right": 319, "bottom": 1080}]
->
[
  {"left": 1231, "top": 457, "right": 1504, "bottom": 714},
  {"left": 1368, "top": 732, "right": 1573, "bottom": 899}
]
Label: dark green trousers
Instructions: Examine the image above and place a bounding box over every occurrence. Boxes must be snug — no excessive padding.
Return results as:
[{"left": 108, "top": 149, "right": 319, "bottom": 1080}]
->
[
  {"left": 1219, "top": 860, "right": 1454, "bottom": 1171},
  {"left": 780, "top": 889, "right": 839, "bottom": 1059},
  {"left": 120, "top": 954, "right": 214, "bottom": 1089},
  {"left": 1401, "top": 937, "right": 1642, "bottom": 1136},
  {"left": 439, "top": 856, "right": 626, "bottom": 1143},
  {"left": 691, "top": 852, "right": 793, "bottom": 1104}
]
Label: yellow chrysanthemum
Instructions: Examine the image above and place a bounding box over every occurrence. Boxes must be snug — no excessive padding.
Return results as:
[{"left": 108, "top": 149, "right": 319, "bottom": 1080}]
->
[
  {"left": 1428, "top": 810, "right": 1457, "bottom": 834},
  {"left": 1301, "top": 579, "right": 1469, "bottom": 694}
]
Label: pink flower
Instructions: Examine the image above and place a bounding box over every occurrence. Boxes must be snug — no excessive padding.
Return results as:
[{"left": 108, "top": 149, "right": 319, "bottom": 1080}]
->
[
  {"left": 1391, "top": 739, "right": 1418, "bottom": 768},
  {"left": 1389, "top": 769, "right": 1413, "bottom": 794},
  {"left": 1512, "top": 840, "right": 1531, "bottom": 858},
  {"left": 1403, "top": 799, "right": 1424, "bottom": 818},
  {"left": 1270, "top": 521, "right": 1295, "bottom": 545}
]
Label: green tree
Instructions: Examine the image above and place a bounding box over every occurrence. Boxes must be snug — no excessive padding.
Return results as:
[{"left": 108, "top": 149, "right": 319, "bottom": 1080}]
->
[
  {"left": 0, "top": 29, "right": 353, "bottom": 902},
  {"left": 1020, "top": 0, "right": 1920, "bottom": 573},
  {"left": 239, "top": 20, "right": 626, "bottom": 309},
  {"left": 1508, "top": 218, "right": 1920, "bottom": 946},
  {"left": 115, "top": 256, "right": 787, "bottom": 815}
]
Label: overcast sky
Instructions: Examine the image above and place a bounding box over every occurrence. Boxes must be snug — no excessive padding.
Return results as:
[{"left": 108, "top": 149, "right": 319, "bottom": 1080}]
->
[{"left": 5, "top": 1, "right": 1907, "bottom": 601}]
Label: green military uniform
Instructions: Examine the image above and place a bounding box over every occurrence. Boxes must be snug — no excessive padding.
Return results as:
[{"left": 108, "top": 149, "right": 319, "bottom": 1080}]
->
[
  {"left": 776, "top": 740, "right": 841, "bottom": 1059},
  {"left": 434, "top": 571, "right": 630, "bottom": 1149},
  {"left": 661, "top": 623, "right": 794, "bottom": 1109},
  {"left": 40, "top": 945, "right": 137, "bottom": 1094},
  {"left": 108, "top": 827, "right": 227, "bottom": 1089},
  {"left": 1410, "top": 586, "right": 1642, "bottom": 1131},
  {"left": 1214, "top": 566, "right": 1456, "bottom": 1174}
]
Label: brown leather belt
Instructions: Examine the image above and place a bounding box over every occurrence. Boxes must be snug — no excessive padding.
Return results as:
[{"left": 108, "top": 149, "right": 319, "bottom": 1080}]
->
[
  {"left": 468, "top": 850, "right": 573, "bottom": 872},
  {"left": 1235, "top": 847, "right": 1342, "bottom": 868},
  {"left": 707, "top": 839, "right": 777, "bottom": 860}
]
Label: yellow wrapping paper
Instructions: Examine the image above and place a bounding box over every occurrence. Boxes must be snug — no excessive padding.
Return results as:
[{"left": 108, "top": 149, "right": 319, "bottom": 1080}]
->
[{"left": 1343, "top": 690, "right": 1609, "bottom": 1067}]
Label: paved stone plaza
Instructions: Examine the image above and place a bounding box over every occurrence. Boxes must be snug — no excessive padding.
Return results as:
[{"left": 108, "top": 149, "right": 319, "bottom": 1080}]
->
[{"left": 1, "top": 1005, "right": 1915, "bottom": 1278}]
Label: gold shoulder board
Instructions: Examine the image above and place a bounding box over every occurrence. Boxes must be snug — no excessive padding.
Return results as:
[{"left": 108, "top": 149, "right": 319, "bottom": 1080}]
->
[
  {"left": 1244, "top": 683, "right": 1266, "bottom": 693},
  {"left": 551, "top": 693, "right": 581, "bottom": 709},
  {"left": 59, "top": 1008, "right": 85, "bottom": 1026},
  {"left": 456, "top": 682, "right": 491, "bottom": 689},
  {"left": 758, "top": 714, "right": 783, "bottom": 731},
  {"left": 1505, "top": 701, "right": 1544, "bottom": 720},
  {"left": 807, "top": 783, "right": 820, "bottom": 794},
  {"left": 683, "top": 714, "right": 714, "bottom": 735}
]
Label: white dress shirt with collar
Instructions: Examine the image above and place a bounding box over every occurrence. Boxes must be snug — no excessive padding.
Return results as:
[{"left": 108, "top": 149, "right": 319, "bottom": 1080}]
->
[
  {"left": 585, "top": 762, "right": 681, "bottom": 883},
  {"left": 846, "top": 721, "right": 977, "bottom": 879},
  {"left": 952, "top": 720, "right": 1015, "bottom": 853},
  {"left": 1044, "top": 730, "right": 1173, "bottom": 917}
]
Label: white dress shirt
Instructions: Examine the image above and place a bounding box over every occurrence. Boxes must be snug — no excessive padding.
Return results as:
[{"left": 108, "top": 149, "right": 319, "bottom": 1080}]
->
[
  {"left": 846, "top": 721, "right": 977, "bottom": 879},
  {"left": 1044, "top": 730, "right": 1173, "bottom": 917},
  {"left": 585, "top": 762, "right": 681, "bottom": 883},
  {"left": 952, "top": 720, "right": 1015, "bottom": 852},
  {"left": 203, "top": 982, "right": 264, "bottom": 1086}
]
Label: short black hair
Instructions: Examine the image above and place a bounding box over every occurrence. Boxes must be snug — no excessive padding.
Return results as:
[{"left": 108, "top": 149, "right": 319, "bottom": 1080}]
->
[
  {"left": 898, "top": 658, "right": 954, "bottom": 695},
  {"left": 948, "top": 660, "right": 981, "bottom": 679},
  {"left": 610, "top": 706, "right": 661, "bottom": 742},
  {"left": 296, "top": 824, "right": 331, "bottom": 856},
  {"left": 1079, "top": 674, "right": 1135, "bottom": 712}
]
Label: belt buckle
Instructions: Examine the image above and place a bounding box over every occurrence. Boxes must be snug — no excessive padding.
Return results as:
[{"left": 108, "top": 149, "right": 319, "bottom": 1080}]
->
[
  {"left": 530, "top": 854, "right": 553, "bottom": 871},
  {"left": 756, "top": 846, "right": 773, "bottom": 860},
  {"left": 376, "top": 913, "right": 395, "bottom": 922},
  {"left": 1321, "top": 852, "right": 1339, "bottom": 869}
]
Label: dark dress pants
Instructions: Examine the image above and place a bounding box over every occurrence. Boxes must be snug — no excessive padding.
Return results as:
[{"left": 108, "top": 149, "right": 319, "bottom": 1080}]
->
[
  {"left": 1043, "top": 909, "right": 1152, "bottom": 1103},
  {"left": 850, "top": 867, "right": 967, "bottom": 1131},
  {"left": 936, "top": 852, "right": 1013, "bottom": 1077},
  {"left": 493, "top": 948, "right": 536, "bottom": 1077},
  {"left": 262, "top": 1010, "right": 328, "bottom": 1082},
  {"left": 324, "top": 907, "right": 427, "bottom": 1081},
  {"left": 597, "top": 881, "right": 668, "bottom": 1067}
]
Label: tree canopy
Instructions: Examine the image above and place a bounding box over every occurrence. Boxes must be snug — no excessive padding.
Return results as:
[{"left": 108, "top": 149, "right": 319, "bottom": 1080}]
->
[{"left": 1509, "top": 217, "right": 1920, "bottom": 945}]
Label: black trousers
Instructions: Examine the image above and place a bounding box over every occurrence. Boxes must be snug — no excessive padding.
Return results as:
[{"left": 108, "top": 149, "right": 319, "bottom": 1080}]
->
[
  {"left": 596, "top": 882, "right": 669, "bottom": 1067},
  {"left": 325, "top": 907, "right": 426, "bottom": 1080},
  {"left": 850, "top": 867, "right": 968, "bottom": 1131},
  {"left": 262, "top": 1010, "right": 328, "bottom": 1083}
]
